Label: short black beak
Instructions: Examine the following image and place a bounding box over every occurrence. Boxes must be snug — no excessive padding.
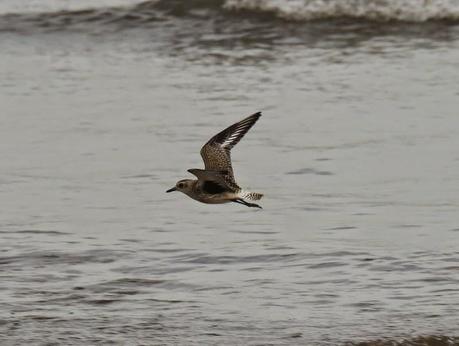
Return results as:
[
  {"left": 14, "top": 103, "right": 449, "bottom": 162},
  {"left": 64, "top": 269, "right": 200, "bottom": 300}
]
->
[{"left": 166, "top": 187, "right": 177, "bottom": 193}]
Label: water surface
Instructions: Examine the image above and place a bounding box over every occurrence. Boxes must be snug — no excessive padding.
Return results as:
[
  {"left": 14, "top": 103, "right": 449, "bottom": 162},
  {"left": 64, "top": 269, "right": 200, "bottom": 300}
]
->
[{"left": 1, "top": 1, "right": 459, "bottom": 345}]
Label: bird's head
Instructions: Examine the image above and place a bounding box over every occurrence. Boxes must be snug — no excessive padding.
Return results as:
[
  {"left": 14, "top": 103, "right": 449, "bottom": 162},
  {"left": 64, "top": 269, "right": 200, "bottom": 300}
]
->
[{"left": 166, "top": 179, "right": 194, "bottom": 194}]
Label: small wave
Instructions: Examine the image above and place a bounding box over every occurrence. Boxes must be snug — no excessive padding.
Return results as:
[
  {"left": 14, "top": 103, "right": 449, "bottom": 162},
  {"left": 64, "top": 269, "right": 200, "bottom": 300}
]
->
[
  {"left": 344, "top": 335, "right": 459, "bottom": 346},
  {"left": 0, "top": 1, "right": 165, "bottom": 33},
  {"left": 0, "top": 249, "right": 126, "bottom": 268},
  {"left": 1, "top": 229, "right": 69, "bottom": 235},
  {"left": 224, "top": 0, "right": 459, "bottom": 22},
  {"left": 287, "top": 167, "right": 333, "bottom": 175}
]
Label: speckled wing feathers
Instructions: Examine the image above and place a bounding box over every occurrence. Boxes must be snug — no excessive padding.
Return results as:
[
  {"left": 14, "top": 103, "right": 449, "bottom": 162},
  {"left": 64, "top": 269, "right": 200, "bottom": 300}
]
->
[{"left": 200, "top": 112, "right": 262, "bottom": 190}]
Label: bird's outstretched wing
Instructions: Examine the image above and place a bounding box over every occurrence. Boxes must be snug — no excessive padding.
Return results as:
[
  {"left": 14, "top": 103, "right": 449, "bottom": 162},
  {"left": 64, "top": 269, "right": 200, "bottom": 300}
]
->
[{"left": 200, "top": 112, "right": 261, "bottom": 189}]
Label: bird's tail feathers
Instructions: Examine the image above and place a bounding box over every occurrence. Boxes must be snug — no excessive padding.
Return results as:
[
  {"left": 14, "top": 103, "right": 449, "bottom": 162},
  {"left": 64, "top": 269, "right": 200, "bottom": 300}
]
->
[{"left": 239, "top": 190, "right": 263, "bottom": 201}]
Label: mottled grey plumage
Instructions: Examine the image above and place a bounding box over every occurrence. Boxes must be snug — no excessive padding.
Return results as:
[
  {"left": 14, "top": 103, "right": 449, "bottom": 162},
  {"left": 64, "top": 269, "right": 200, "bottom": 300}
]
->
[
  {"left": 167, "top": 112, "right": 264, "bottom": 209},
  {"left": 200, "top": 112, "right": 261, "bottom": 191}
]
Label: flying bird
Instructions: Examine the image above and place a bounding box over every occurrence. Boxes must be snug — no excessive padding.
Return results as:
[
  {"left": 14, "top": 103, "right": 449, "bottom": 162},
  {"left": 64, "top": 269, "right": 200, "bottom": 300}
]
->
[{"left": 167, "top": 112, "right": 263, "bottom": 209}]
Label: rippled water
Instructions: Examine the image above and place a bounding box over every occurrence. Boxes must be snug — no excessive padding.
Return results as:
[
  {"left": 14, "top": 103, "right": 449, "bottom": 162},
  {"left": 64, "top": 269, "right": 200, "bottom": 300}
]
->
[{"left": 1, "top": 1, "right": 459, "bottom": 345}]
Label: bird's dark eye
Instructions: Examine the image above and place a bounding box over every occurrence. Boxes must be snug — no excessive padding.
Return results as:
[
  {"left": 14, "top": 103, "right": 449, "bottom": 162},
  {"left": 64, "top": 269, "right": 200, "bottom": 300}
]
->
[{"left": 178, "top": 183, "right": 184, "bottom": 189}]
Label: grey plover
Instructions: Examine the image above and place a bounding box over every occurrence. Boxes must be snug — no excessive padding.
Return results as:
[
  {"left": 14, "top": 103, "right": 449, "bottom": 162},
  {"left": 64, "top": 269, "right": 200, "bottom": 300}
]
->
[{"left": 166, "top": 112, "right": 264, "bottom": 208}]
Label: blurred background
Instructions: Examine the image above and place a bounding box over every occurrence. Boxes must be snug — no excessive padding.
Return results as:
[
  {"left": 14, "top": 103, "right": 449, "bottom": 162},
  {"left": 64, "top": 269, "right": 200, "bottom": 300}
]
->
[{"left": 1, "top": 0, "right": 459, "bottom": 345}]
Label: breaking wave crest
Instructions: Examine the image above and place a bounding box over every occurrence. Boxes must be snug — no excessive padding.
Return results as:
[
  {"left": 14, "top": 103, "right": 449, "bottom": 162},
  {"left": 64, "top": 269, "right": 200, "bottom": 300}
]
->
[
  {"left": 1, "top": 0, "right": 459, "bottom": 33},
  {"left": 224, "top": 0, "right": 459, "bottom": 22}
]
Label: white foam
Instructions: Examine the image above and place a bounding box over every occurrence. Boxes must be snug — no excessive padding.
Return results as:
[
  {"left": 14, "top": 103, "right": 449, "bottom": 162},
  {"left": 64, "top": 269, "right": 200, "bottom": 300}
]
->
[{"left": 224, "top": 0, "right": 459, "bottom": 21}]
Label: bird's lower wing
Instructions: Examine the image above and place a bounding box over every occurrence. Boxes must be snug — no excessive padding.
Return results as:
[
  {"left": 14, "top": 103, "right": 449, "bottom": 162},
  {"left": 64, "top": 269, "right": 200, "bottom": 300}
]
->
[{"left": 188, "top": 169, "right": 236, "bottom": 191}]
